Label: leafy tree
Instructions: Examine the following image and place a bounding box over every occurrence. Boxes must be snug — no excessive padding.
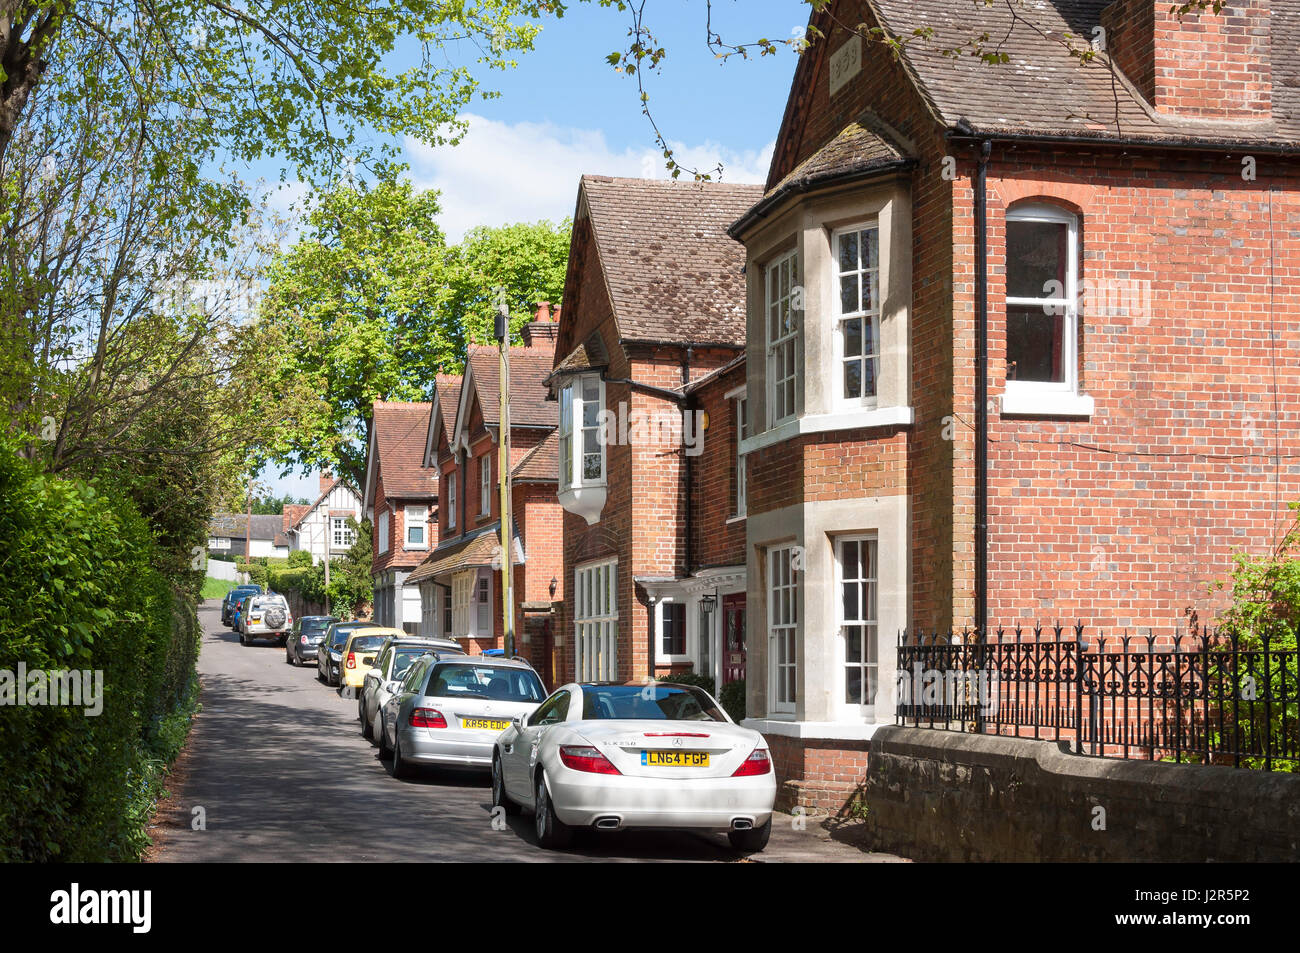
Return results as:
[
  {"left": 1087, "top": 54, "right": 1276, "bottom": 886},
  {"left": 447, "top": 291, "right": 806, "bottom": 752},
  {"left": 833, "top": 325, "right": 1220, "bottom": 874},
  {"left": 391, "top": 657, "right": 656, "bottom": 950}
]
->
[{"left": 254, "top": 175, "right": 569, "bottom": 488}]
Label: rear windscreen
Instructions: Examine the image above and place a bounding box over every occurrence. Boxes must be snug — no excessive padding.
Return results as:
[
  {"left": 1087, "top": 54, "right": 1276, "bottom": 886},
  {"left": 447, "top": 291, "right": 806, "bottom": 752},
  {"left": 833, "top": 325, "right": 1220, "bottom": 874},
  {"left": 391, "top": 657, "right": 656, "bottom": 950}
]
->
[
  {"left": 425, "top": 665, "right": 544, "bottom": 703},
  {"left": 581, "top": 685, "right": 726, "bottom": 722}
]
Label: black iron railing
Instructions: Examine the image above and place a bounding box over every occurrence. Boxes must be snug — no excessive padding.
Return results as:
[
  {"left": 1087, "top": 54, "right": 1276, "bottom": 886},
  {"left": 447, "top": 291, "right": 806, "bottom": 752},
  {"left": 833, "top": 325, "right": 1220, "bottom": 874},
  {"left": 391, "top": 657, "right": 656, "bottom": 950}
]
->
[{"left": 895, "top": 623, "right": 1300, "bottom": 771}]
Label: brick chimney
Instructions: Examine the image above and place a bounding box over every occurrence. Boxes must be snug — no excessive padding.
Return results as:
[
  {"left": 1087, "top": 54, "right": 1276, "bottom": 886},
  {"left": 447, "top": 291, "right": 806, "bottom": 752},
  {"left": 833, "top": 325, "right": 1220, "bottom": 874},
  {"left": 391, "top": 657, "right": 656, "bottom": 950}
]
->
[
  {"left": 319, "top": 471, "right": 333, "bottom": 494},
  {"left": 1101, "top": 0, "right": 1271, "bottom": 120},
  {"left": 520, "top": 300, "right": 560, "bottom": 348}
]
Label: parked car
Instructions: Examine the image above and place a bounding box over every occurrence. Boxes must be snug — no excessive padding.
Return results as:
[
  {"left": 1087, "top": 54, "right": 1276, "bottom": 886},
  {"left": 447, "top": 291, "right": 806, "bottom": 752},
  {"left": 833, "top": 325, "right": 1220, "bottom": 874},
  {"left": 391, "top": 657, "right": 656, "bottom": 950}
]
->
[
  {"left": 337, "top": 627, "right": 405, "bottom": 694},
  {"left": 316, "top": 620, "right": 372, "bottom": 686},
  {"left": 379, "top": 656, "right": 546, "bottom": 779},
  {"left": 230, "top": 593, "right": 255, "bottom": 634},
  {"left": 222, "top": 584, "right": 262, "bottom": 627},
  {"left": 239, "top": 593, "right": 293, "bottom": 646},
  {"left": 359, "top": 637, "right": 464, "bottom": 743},
  {"left": 490, "top": 682, "right": 776, "bottom": 852},
  {"left": 285, "top": 615, "right": 338, "bottom": 667}
]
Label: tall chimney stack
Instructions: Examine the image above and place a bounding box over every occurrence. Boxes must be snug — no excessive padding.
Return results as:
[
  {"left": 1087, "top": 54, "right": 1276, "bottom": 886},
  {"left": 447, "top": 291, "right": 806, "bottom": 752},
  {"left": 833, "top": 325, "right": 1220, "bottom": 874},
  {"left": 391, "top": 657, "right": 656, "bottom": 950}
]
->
[
  {"left": 1101, "top": 0, "right": 1271, "bottom": 120},
  {"left": 520, "top": 300, "right": 560, "bottom": 348}
]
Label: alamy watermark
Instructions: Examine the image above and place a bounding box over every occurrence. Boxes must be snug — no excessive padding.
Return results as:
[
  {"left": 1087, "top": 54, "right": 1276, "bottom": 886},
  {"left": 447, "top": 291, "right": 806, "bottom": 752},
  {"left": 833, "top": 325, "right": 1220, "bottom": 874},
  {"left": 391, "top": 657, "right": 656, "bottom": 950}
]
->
[
  {"left": 895, "top": 662, "right": 999, "bottom": 717},
  {"left": 0, "top": 664, "right": 103, "bottom": 716}
]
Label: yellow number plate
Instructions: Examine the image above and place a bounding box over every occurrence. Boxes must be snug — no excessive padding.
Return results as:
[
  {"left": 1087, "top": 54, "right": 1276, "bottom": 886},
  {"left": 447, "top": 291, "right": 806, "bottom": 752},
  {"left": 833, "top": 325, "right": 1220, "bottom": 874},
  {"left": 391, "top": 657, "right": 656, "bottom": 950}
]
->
[
  {"left": 643, "top": 750, "right": 710, "bottom": 768},
  {"left": 463, "top": 718, "right": 510, "bottom": 731}
]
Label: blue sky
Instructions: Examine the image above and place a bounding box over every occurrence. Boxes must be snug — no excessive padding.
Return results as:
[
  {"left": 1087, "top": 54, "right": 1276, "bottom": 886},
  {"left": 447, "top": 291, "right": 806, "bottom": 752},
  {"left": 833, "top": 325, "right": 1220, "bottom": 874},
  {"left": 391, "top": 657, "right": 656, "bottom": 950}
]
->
[{"left": 262, "top": 0, "right": 807, "bottom": 500}]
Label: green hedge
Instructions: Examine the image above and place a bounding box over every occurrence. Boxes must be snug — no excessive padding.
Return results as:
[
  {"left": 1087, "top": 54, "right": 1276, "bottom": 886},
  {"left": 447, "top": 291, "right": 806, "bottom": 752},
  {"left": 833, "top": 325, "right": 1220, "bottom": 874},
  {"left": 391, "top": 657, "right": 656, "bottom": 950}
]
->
[
  {"left": 719, "top": 679, "right": 746, "bottom": 724},
  {"left": 0, "top": 436, "right": 199, "bottom": 861}
]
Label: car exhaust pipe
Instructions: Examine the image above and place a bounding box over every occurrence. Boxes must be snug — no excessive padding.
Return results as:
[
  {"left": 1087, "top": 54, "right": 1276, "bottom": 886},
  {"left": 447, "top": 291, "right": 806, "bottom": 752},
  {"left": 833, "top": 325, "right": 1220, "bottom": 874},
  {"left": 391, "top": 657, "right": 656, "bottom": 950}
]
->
[
  {"left": 594, "top": 816, "right": 621, "bottom": 830},
  {"left": 731, "top": 818, "right": 753, "bottom": 831}
]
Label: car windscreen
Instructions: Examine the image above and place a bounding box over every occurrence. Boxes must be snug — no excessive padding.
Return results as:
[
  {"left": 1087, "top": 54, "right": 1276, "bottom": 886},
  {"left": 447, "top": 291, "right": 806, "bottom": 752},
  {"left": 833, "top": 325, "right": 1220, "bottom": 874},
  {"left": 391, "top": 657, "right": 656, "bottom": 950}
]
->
[
  {"left": 328, "top": 624, "right": 366, "bottom": 648},
  {"left": 391, "top": 648, "right": 431, "bottom": 679},
  {"left": 301, "top": 618, "right": 334, "bottom": 634},
  {"left": 580, "top": 685, "right": 726, "bottom": 722},
  {"left": 347, "top": 635, "right": 387, "bottom": 653},
  {"left": 424, "top": 665, "right": 544, "bottom": 703}
]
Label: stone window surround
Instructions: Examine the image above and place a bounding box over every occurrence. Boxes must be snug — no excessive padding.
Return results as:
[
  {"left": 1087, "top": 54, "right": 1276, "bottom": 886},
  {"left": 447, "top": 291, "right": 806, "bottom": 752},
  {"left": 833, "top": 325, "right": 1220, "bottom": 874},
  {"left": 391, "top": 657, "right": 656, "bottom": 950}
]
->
[
  {"left": 741, "top": 179, "right": 914, "bottom": 455},
  {"left": 743, "top": 494, "right": 908, "bottom": 728}
]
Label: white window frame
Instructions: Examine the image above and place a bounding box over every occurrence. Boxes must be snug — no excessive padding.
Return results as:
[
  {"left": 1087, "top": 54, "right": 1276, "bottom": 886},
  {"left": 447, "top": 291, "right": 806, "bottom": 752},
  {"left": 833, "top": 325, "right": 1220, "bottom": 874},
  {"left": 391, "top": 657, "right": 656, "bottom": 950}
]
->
[
  {"left": 446, "top": 471, "right": 457, "bottom": 531},
  {"left": 656, "top": 597, "right": 689, "bottom": 665},
  {"left": 831, "top": 222, "right": 881, "bottom": 410},
  {"left": 475, "top": 572, "right": 492, "bottom": 636},
  {"left": 767, "top": 544, "right": 799, "bottom": 715},
  {"left": 836, "top": 534, "right": 879, "bottom": 718},
  {"left": 575, "top": 558, "right": 618, "bottom": 682},
  {"left": 377, "top": 509, "right": 390, "bottom": 555},
  {"left": 451, "top": 570, "right": 474, "bottom": 636},
  {"left": 1004, "top": 202, "right": 1079, "bottom": 399},
  {"left": 331, "top": 516, "right": 355, "bottom": 550},
  {"left": 479, "top": 453, "right": 491, "bottom": 516},
  {"left": 559, "top": 373, "right": 606, "bottom": 493},
  {"left": 734, "top": 396, "right": 748, "bottom": 518},
  {"left": 765, "top": 249, "right": 800, "bottom": 428},
  {"left": 404, "top": 504, "right": 427, "bottom": 549}
]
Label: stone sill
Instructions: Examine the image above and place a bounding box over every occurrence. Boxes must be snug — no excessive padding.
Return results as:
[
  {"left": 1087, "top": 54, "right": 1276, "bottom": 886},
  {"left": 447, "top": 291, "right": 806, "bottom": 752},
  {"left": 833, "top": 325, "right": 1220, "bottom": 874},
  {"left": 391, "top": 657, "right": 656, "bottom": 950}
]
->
[{"left": 743, "top": 718, "right": 887, "bottom": 742}]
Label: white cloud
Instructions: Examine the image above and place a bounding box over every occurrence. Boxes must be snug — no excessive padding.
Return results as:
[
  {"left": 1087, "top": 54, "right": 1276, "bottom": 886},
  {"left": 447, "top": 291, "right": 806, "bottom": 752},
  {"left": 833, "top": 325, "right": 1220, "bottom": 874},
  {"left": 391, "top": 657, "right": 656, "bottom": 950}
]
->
[{"left": 405, "top": 113, "right": 773, "bottom": 241}]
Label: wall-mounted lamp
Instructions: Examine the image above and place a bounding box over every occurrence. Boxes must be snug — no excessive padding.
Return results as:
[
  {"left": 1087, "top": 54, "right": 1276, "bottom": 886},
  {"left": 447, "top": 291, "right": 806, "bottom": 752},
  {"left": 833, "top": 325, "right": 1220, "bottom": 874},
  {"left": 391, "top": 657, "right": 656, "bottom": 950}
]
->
[
  {"left": 700, "top": 593, "right": 717, "bottom": 614},
  {"left": 549, "top": 576, "right": 558, "bottom": 598}
]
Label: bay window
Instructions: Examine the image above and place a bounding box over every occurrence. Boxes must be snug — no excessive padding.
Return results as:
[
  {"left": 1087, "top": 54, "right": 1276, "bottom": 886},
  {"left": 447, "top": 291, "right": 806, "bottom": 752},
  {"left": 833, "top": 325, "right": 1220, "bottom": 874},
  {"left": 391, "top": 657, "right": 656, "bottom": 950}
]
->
[
  {"left": 833, "top": 224, "right": 880, "bottom": 406},
  {"left": 575, "top": 558, "right": 617, "bottom": 681},
  {"left": 557, "top": 373, "right": 608, "bottom": 524},
  {"left": 765, "top": 250, "right": 799, "bottom": 426},
  {"left": 837, "top": 536, "right": 878, "bottom": 709},
  {"left": 767, "top": 544, "right": 799, "bottom": 714}
]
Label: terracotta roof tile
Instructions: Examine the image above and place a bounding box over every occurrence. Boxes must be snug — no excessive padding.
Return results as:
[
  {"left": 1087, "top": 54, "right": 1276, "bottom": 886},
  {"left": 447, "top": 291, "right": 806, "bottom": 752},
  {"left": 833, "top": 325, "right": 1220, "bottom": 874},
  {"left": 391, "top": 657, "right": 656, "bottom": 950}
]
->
[
  {"left": 511, "top": 430, "right": 559, "bottom": 482},
  {"left": 580, "top": 176, "right": 762, "bottom": 347},
  {"left": 372, "top": 401, "right": 437, "bottom": 500},
  {"left": 866, "top": 0, "right": 1300, "bottom": 146}
]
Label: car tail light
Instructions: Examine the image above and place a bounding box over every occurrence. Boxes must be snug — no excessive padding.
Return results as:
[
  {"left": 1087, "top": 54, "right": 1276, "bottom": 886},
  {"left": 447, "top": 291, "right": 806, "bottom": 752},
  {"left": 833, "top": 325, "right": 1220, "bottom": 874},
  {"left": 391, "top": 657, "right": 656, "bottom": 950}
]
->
[
  {"left": 559, "top": 745, "right": 621, "bottom": 775},
  {"left": 410, "top": 708, "right": 447, "bottom": 729},
  {"left": 346, "top": 652, "right": 356, "bottom": 669},
  {"left": 732, "top": 748, "right": 772, "bottom": 777}
]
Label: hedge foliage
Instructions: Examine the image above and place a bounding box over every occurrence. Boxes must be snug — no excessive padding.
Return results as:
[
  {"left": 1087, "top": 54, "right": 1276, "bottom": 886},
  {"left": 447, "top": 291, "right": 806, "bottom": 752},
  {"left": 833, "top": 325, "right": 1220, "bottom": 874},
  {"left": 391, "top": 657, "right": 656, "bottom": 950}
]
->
[{"left": 0, "top": 436, "right": 200, "bottom": 861}]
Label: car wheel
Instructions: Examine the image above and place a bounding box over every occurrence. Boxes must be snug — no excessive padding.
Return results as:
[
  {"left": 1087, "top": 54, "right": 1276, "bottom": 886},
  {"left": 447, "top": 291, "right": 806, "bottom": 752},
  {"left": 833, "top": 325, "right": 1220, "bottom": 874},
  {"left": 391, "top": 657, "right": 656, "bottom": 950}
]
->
[
  {"left": 492, "top": 755, "right": 520, "bottom": 816},
  {"left": 239, "top": 631, "right": 248, "bottom": 646},
  {"left": 378, "top": 716, "right": 392, "bottom": 758},
  {"left": 361, "top": 706, "right": 374, "bottom": 741},
  {"left": 727, "top": 818, "right": 772, "bottom": 854},
  {"left": 284, "top": 649, "right": 293, "bottom": 665},
  {"left": 391, "top": 733, "right": 411, "bottom": 779},
  {"left": 534, "top": 773, "right": 572, "bottom": 849},
  {"left": 316, "top": 663, "right": 325, "bottom": 683}
]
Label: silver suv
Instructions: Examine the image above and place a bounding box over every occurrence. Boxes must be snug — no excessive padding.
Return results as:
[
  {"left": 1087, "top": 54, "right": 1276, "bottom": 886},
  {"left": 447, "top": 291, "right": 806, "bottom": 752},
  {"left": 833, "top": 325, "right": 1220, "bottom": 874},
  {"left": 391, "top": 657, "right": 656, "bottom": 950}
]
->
[{"left": 239, "top": 593, "right": 293, "bottom": 647}]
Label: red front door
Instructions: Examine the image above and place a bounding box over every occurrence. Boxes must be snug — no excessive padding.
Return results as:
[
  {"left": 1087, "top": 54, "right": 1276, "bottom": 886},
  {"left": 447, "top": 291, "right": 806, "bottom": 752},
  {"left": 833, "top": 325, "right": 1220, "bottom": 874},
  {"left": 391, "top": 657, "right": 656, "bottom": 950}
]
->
[{"left": 723, "top": 593, "right": 746, "bottom": 685}]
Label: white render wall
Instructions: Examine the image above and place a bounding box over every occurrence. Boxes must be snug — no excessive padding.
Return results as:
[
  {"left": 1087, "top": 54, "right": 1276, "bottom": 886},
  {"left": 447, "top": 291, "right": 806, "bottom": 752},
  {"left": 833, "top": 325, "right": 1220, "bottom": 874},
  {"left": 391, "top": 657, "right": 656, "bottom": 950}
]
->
[{"left": 291, "top": 483, "right": 363, "bottom": 564}]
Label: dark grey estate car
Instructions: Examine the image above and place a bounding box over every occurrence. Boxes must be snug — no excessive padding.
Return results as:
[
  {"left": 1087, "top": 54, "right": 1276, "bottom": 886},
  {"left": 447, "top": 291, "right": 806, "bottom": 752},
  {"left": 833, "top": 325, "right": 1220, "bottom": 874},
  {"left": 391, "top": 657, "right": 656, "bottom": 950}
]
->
[{"left": 286, "top": 615, "right": 338, "bottom": 667}]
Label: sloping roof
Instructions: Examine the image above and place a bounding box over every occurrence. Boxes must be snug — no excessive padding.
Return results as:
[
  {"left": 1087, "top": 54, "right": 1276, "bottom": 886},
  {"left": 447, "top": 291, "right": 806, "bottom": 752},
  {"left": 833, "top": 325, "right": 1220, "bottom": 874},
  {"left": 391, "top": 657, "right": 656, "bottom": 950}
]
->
[
  {"left": 282, "top": 504, "right": 311, "bottom": 531},
  {"left": 864, "top": 0, "right": 1300, "bottom": 146},
  {"left": 464, "top": 345, "right": 556, "bottom": 429},
  {"left": 579, "top": 175, "right": 762, "bottom": 347},
  {"left": 372, "top": 401, "right": 437, "bottom": 500},
  {"left": 511, "top": 430, "right": 559, "bottom": 483},
  {"left": 208, "top": 513, "right": 285, "bottom": 541},
  {"left": 404, "top": 524, "right": 523, "bottom": 587},
  {"left": 434, "top": 375, "right": 461, "bottom": 442},
  {"left": 766, "top": 114, "right": 913, "bottom": 199},
  {"left": 548, "top": 331, "right": 610, "bottom": 384}
]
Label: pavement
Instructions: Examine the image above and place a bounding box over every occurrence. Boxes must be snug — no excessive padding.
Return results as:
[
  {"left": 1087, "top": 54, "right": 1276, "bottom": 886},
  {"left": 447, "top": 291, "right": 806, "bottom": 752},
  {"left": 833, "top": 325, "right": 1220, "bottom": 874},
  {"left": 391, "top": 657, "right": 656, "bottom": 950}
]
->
[{"left": 149, "top": 602, "right": 908, "bottom": 863}]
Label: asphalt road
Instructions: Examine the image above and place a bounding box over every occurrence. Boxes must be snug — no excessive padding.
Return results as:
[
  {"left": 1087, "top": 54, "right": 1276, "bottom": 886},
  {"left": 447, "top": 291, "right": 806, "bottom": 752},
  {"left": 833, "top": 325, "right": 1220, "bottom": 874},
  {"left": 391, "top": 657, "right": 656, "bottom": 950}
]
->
[{"left": 150, "top": 602, "right": 905, "bottom": 863}]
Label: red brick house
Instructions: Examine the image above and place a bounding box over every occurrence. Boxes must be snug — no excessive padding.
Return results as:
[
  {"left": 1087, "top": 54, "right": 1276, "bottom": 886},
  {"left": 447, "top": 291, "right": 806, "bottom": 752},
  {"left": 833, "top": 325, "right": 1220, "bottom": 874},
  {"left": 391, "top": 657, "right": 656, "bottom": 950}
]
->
[
  {"left": 363, "top": 400, "right": 439, "bottom": 631},
  {"left": 405, "top": 309, "right": 565, "bottom": 674},
  {"left": 548, "top": 176, "right": 762, "bottom": 687},
  {"left": 729, "top": 0, "right": 1300, "bottom": 810}
]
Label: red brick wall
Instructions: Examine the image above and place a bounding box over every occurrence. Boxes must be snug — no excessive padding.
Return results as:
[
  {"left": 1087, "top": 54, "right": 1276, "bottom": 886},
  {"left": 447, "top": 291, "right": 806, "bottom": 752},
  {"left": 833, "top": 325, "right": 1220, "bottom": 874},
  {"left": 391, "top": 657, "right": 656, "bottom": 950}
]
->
[
  {"left": 767, "top": 734, "right": 871, "bottom": 814},
  {"left": 976, "top": 149, "right": 1300, "bottom": 632},
  {"left": 689, "top": 362, "right": 747, "bottom": 569}
]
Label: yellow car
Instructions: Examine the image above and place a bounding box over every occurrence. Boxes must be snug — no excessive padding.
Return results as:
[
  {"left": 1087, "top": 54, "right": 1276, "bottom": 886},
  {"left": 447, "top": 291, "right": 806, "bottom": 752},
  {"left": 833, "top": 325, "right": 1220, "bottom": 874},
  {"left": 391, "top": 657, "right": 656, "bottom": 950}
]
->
[{"left": 339, "top": 627, "right": 406, "bottom": 692}]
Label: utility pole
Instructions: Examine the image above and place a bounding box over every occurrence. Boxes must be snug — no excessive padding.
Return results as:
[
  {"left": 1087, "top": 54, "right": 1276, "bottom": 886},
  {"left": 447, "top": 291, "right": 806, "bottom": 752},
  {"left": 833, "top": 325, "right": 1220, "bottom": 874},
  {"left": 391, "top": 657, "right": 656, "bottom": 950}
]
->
[{"left": 495, "top": 299, "right": 515, "bottom": 658}]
